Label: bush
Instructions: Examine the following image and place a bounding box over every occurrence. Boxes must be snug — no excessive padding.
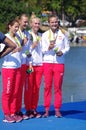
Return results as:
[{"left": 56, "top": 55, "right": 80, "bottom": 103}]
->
[{"left": 0, "top": 23, "right": 6, "bottom": 33}]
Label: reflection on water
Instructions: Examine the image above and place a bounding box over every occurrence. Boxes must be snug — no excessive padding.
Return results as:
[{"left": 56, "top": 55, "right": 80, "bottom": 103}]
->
[{"left": 0, "top": 47, "right": 86, "bottom": 109}]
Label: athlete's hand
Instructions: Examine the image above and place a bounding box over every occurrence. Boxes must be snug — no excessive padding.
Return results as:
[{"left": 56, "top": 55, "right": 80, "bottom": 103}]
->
[{"left": 56, "top": 51, "right": 63, "bottom": 56}]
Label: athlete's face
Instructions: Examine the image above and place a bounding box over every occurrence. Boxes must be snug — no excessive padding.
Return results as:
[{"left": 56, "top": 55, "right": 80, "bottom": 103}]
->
[
  {"left": 49, "top": 17, "right": 59, "bottom": 31},
  {"left": 19, "top": 16, "right": 29, "bottom": 30},
  {"left": 9, "top": 22, "right": 19, "bottom": 34},
  {"left": 31, "top": 18, "right": 40, "bottom": 33}
]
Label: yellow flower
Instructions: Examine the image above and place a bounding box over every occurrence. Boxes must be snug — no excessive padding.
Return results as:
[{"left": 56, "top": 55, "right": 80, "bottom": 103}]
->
[
  {"left": 25, "top": 50, "right": 29, "bottom": 55},
  {"left": 36, "top": 36, "right": 41, "bottom": 42},
  {"left": 54, "top": 47, "right": 58, "bottom": 53}
]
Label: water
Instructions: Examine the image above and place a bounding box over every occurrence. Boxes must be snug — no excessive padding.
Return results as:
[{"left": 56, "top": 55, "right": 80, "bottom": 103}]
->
[
  {"left": 0, "top": 47, "right": 86, "bottom": 109},
  {"left": 62, "top": 46, "right": 86, "bottom": 103}
]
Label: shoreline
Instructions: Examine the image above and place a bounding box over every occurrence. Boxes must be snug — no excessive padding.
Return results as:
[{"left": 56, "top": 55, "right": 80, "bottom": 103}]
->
[{"left": 70, "top": 42, "right": 86, "bottom": 47}]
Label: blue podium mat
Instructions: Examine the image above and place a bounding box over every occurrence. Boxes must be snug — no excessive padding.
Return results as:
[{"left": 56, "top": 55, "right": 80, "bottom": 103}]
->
[{"left": 0, "top": 101, "right": 86, "bottom": 130}]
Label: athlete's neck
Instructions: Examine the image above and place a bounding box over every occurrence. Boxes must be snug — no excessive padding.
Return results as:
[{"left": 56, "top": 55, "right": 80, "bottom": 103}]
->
[
  {"left": 9, "top": 32, "right": 15, "bottom": 38},
  {"left": 31, "top": 29, "right": 38, "bottom": 35}
]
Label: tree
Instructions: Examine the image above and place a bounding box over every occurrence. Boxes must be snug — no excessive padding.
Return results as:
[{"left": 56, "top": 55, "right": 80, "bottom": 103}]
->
[
  {"left": 0, "top": 0, "right": 28, "bottom": 32},
  {"left": 0, "top": 0, "right": 86, "bottom": 32}
]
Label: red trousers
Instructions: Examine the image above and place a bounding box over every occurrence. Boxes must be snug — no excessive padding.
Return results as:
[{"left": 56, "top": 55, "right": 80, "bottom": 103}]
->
[
  {"left": 2, "top": 68, "right": 21, "bottom": 115},
  {"left": 43, "top": 63, "right": 64, "bottom": 110},
  {"left": 16, "top": 64, "right": 27, "bottom": 112},
  {"left": 24, "top": 66, "right": 43, "bottom": 111}
]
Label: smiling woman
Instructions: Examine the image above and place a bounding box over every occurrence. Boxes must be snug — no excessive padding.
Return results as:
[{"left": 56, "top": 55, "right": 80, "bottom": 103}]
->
[
  {"left": 1, "top": 18, "right": 23, "bottom": 123},
  {"left": 41, "top": 14, "right": 70, "bottom": 118}
]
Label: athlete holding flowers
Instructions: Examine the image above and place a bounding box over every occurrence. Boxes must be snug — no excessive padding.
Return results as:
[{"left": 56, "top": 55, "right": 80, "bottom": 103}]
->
[
  {"left": 24, "top": 17, "right": 43, "bottom": 118},
  {"left": 41, "top": 15, "right": 70, "bottom": 118}
]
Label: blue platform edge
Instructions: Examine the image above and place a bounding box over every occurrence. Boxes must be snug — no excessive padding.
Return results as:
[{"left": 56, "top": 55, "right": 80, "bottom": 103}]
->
[{"left": 0, "top": 101, "right": 86, "bottom": 130}]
